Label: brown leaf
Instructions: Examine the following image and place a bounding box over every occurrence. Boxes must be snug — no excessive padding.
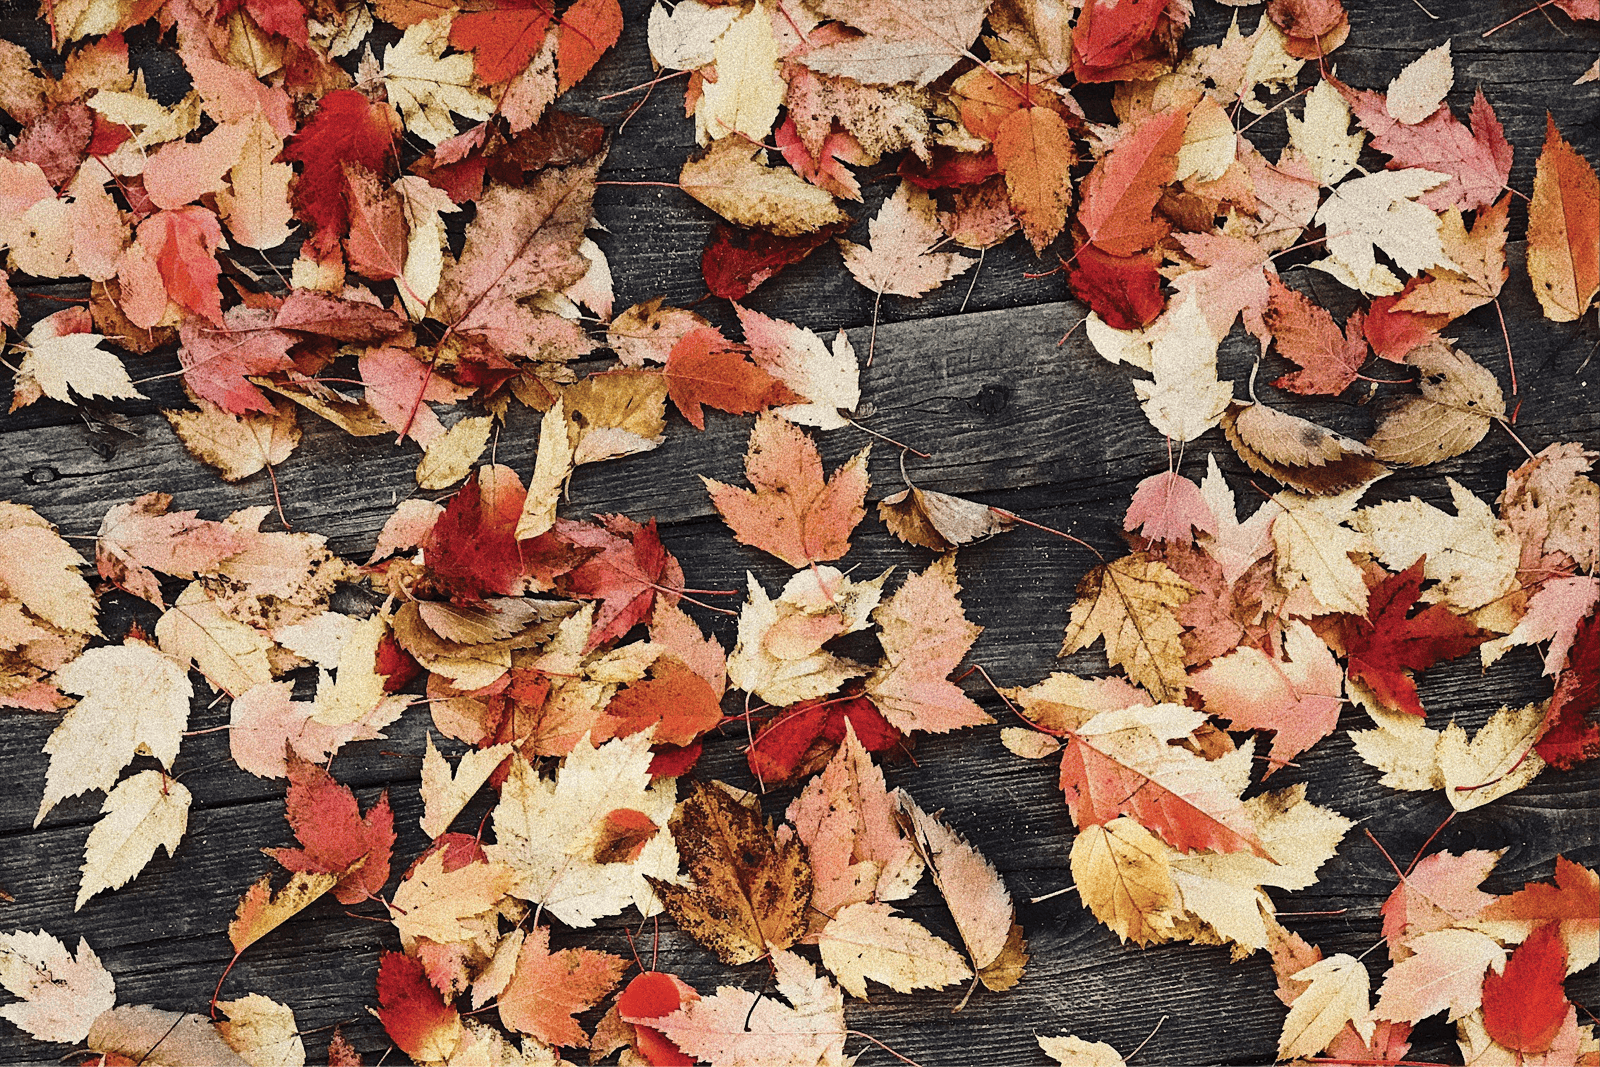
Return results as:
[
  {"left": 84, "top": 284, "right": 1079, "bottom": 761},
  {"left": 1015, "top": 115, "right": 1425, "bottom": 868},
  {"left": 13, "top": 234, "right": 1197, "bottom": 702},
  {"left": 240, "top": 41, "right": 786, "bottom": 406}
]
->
[
  {"left": 879, "top": 485, "right": 1015, "bottom": 551},
  {"left": 649, "top": 781, "right": 812, "bottom": 966},
  {"left": 1222, "top": 401, "right": 1386, "bottom": 495},
  {"left": 1367, "top": 341, "right": 1505, "bottom": 467}
]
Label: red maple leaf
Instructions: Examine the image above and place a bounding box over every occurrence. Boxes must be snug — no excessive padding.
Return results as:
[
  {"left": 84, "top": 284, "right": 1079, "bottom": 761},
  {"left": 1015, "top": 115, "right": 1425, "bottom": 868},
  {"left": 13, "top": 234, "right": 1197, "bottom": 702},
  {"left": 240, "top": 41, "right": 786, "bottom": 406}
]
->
[
  {"left": 746, "top": 691, "right": 903, "bottom": 784},
  {"left": 280, "top": 90, "right": 397, "bottom": 252},
  {"left": 266, "top": 751, "right": 395, "bottom": 905},
  {"left": 1339, "top": 83, "right": 1513, "bottom": 213},
  {"left": 376, "top": 952, "right": 461, "bottom": 1060},
  {"left": 617, "top": 971, "right": 700, "bottom": 1066},
  {"left": 141, "top": 207, "right": 226, "bottom": 326},
  {"left": 701, "top": 221, "right": 848, "bottom": 301},
  {"left": 557, "top": 515, "right": 684, "bottom": 650},
  {"left": 1069, "top": 245, "right": 1165, "bottom": 331},
  {"left": 1321, "top": 561, "right": 1488, "bottom": 717},
  {"left": 663, "top": 327, "right": 799, "bottom": 430},
  {"left": 1077, "top": 107, "right": 1186, "bottom": 256},
  {"left": 422, "top": 465, "right": 534, "bottom": 602},
  {"left": 1481, "top": 922, "right": 1570, "bottom": 1054},
  {"left": 1071, "top": 0, "right": 1172, "bottom": 82},
  {"left": 177, "top": 307, "right": 296, "bottom": 415},
  {"left": 1364, "top": 283, "right": 1448, "bottom": 362},
  {"left": 1537, "top": 612, "right": 1600, "bottom": 768}
]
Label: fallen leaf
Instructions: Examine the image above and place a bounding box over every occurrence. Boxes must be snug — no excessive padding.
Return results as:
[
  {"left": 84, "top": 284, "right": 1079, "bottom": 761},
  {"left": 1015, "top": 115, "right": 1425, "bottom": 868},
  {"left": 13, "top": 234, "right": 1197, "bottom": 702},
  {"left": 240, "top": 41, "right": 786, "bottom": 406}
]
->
[
  {"left": 0, "top": 931, "right": 116, "bottom": 1044},
  {"left": 680, "top": 140, "right": 849, "bottom": 237},
  {"left": 1386, "top": 42, "right": 1453, "bottom": 125},
  {"left": 1481, "top": 923, "right": 1569, "bottom": 1054},
  {"left": 95, "top": 492, "right": 245, "bottom": 605},
  {"left": 36, "top": 641, "right": 192, "bottom": 826},
  {"left": 1367, "top": 341, "right": 1505, "bottom": 467},
  {"left": 1191, "top": 620, "right": 1343, "bottom": 772},
  {"left": 837, "top": 181, "right": 973, "bottom": 297},
  {"left": 799, "top": 0, "right": 988, "bottom": 87},
  {"left": 704, "top": 413, "right": 870, "bottom": 568},
  {"left": 12, "top": 306, "right": 142, "bottom": 410},
  {"left": 87, "top": 1005, "right": 247, "bottom": 1067},
  {"left": 1078, "top": 107, "right": 1187, "bottom": 256},
  {"left": 376, "top": 950, "right": 463, "bottom": 1062},
  {"left": 498, "top": 925, "right": 626, "bottom": 1047},
  {"left": 1265, "top": 276, "right": 1367, "bottom": 395},
  {"left": 865, "top": 555, "right": 992, "bottom": 734},
  {"left": 817, "top": 901, "right": 970, "bottom": 998},
  {"left": 1526, "top": 115, "right": 1600, "bottom": 323},
  {"left": 76, "top": 770, "right": 190, "bottom": 910},
  {"left": 1279, "top": 954, "right": 1374, "bottom": 1061},
  {"left": 1061, "top": 553, "right": 1194, "bottom": 703},
  {"left": 215, "top": 994, "right": 304, "bottom": 1067},
  {"left": 228, "top": 870, "right": 342, "bottom": 955},
  {"left": 1071, "top": 816, "right": 1180, "bottom": 947},
  {"left": 664, "top": 327, "right": 798, "bottom": 430},
  {"left": 1222, "top": 401, "right": 1386, "bottom": 496},
  {"left": 419, "top": 735, "right": 514, "bottom": 838},
  {"left": 881, "top": 485, "right": 1015, "bottom": 551},
  {"left": 1038, "top": 1033, "right": 1128, "bottom": 1066},
  {"left": 265, "top": 752, "right": 395, "bottom": 905},
  {"left": 1312, "top": 168, "right": 1453, "bottom": 295}
]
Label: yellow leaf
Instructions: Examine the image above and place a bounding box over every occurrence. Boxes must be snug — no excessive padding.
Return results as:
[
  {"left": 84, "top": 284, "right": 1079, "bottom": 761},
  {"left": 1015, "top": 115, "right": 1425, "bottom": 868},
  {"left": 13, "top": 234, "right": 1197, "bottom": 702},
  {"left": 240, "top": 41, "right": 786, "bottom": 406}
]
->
[
  {"left": 1061, "top": 553, "right": 1193, "bottom": 703},
  {"left": 0, "top": 931, "right": 116, "bottom": 1044},
  {"left": 164, "top": 396, "right": 301, "bottom": 482},
  {"left": 1438, "top": 703, "right": 1547, "bottom": 813},
  {"left": 157, "top": 581, "right": 276, "bottom": 697},
  {"left": 0, "top": 502, "right": 99, "bottom": 635},
  {"left": 1285, "top": 80, "right": 1363, "bottom": 187},
  {"left": 1038, "top": 1034, "right": 1128, "bottom": 1066},
  {"left": 420, "top": 734, "right": 514, "bottom": 838},
  {"left": 695, "top": 3, "right": 783, "bottom": 145},
  {"left": 1386, "top": 42, "right": 1453, "bottom": 125},
  {"left": 228, "top": 870, "right": 341, "bottom": 954},
  {"left": 216, "top": 994, "right": 305, "bottom": 1067},
  {"left": 817, "top": 901, "right": 970, "bottom": 998},
  {"left": 1071, "top": 818, "right": 1180, "bottom": 947},
  {"left": 680, "top": 139, "right": 850, "bottom": 237},
  {"left": 1279, "top": 954, "right": 1374, "bottom": 1060},
  {"left": 14, "top": 308, "right": 143, "bottom": 410},
  {"left": 416, "top": 414, "right": 494, "bottom": 490},
  {"left": 1367, "top": 342, "right": 1505, "bottom": 468},
  {"left": 390, "top": 849, "right": 517, "bottom": 946},
  {"left": 515, "top": 399, "right": 572, "bottom": 540},
  {"left": 76, "top": 770, "right": 190, "bottom": 910},
  {"left": 1271, "top": 483, "right": 1375, "bottom": 616},
  {"left": 382, "top": 15, "right": 495, "bottom": 145},
  {"left": 1355, "top": 480, "right": 1519, "bottom": 612}
]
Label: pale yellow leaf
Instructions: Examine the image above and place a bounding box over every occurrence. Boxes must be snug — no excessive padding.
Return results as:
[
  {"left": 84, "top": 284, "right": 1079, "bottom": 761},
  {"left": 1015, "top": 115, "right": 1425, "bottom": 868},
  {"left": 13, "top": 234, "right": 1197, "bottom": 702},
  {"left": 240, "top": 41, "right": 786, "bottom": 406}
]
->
[
  {"left": 1438, "top": 703, "right": 1547, "bottom": 813},
  {"left": 0, "top": 502, "right": 99, "bottom": 635},
  {"left": 417, "top": 415, "right": 494, "bottom": 489},
  {"left": 1271, "top": 484, "right": 1376, "bottom": 615},
  {"left": 1286, "top": 80, "right": 1363, "bottom": 187},
  {"left": 420, "top": 734, "right": 514, "bottom": 838},
  {"left": 695, "top": 3, "right": 783, "bottom": 145},
  {"left": 515, "top": 399, "right": 572, "bottom": 540},
  {"left": 681, "top": 140, "right": 848, "bottom": 236},
  {"left": 16, "top": 309, "right": 143, "bottom": 408},
  {"left": 1355, "top": 480, "right": 1519, "bottom": 612},
  {"left": 1038, "top": 1034, "right": 1127, "bottom": 1067},
  {"left": 1071, "top": 817, "right": 1180, "bottom": 947},
  {"left": 1373, "top": 928, "right": 1503, "bottom": 1024},
  {"left": 1312, "top": 169, "right": 1454, "bottom": 296},
  {"left": 157, "top": 581, "right": 277, "bottom": 697},
  {"left": 165, "top": 397, "right": 301, "bottom": 482},
  {"left": 77, "top": 770, "right": 190, "bottom": 910},
  {"left": 37, "top": 641, "right": 193, "bottom": 825},
  {"left": 219, "top": 116, "right": 295, "bottom": 251},
  {"left": 216, "top": 994, "right": 305, "bottom": 1067},
  {"left": 1061, "top": 553, "right": 1193, "bottom": 703},
  {"left": 1279, "top": 954, "right": 1374, "bottom": 1060},
  {"left": 1387, "top": 42, "right": 1453, "bottom": 125},
  {"left": 1367, "top": 342, "right": 1505, "bottom": 468},
  {"left": 390, "top": 849, "right": 518, "bottom": 946},
  {"left": 382, "top": 15, "right": 495, "bottom": 145},
  {"left": 727, "top": 568, "right": 879, "bottom": 707},
  {"left": 817, "top": 901, "right": 970, "bottom": 998},
  {"left": 648, "top": 0, "right": 738, "bottom": 70}
]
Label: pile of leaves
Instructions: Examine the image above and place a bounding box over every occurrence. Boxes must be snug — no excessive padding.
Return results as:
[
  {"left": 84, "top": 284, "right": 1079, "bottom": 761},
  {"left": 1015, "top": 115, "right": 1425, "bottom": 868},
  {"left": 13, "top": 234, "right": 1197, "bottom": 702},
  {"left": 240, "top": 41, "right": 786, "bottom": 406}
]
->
[{"left": 0, "top": 0, "right": 1598, "bottom": 1063}]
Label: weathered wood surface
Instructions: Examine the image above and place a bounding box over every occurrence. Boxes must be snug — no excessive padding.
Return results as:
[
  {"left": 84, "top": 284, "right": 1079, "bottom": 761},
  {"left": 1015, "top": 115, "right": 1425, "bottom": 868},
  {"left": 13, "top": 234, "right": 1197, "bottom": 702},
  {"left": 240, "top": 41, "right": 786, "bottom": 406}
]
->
[{"left": 1, "top": 0, "right": 1598, "bottom": 1064}]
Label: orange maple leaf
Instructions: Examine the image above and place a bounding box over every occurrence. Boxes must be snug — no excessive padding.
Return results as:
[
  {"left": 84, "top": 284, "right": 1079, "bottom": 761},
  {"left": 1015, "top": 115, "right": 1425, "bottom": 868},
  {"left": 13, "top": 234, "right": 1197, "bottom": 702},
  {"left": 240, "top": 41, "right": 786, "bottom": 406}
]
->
[{"left": 703, "top": 414, "right": 870, "bottom": 568}]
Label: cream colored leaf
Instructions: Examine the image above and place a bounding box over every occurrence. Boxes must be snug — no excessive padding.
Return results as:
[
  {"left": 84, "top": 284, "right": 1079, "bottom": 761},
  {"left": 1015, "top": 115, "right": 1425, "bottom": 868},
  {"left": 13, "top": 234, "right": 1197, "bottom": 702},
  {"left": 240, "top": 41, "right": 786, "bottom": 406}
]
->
[
  {"left": 895, "top": 790, "right": 1022, "bottom": 983},
  {"left": 417, "top": 415, "right": 493, "bottom": 489},
  {"left": 1038, "top": 1034, "right": 1127, "bottom": 1067},
  {"left": 1286, "top": 80, "right": 1364, "bottom": 187},
  {"left": 486, "top": 734, "right": 680, "bottom": 926},
  {"left": 515, "top": 399, "right": 572, "bottom": 540},
  {"left": 1177, "top": 97, "right": 1237, "bottom": 184},
  {"left": 37, "top": 641, "right": 193, "bottom": 825},
  {"left": 680, "top": 140, "right": 849, "bottom": 237},
  {"left": 727, "top": 569, "right": 877, "bottom": 707},
  {"left": 1355, "top": 480, "right": 1519, "bottom": 611},
  {"left": 420, "top": 734, "right": 514, "bottom": 838},
  {"left": 1349, "top": 695, "right": 1445, "bottom": 792},
  {"left": 838, "top": 181, "right": 973, "bottom": 297},
  {"left": 310, "top": 612, "right": 398, "bottom": 726},
  {"left": 648, "top": 0, "right": 738, "bottom": 70},
  {"left": 817, "top": 901, "right": 970, "bottom": 998},
  {"left": 1367, "top": 342, "right": 1505, "bottom": 467},
  {"left": 1130, "top": 292, "right": 1234, "bottom": 443},
  {"left": 1083, "top": 312, "right": 1153, "bottom": 373},
  {"left": 800, "top": 0, "right": 987, "bottom": 87},
  {"left": 1387, "top": 42, "right": 1453, "bottom": 125},
  {"left": 1438, "top": 704, "right": 1547, "bottom": 813},
  {"left": 396, "top": 175, "right": 460, "bottom": 320},
  {"left": 77, "top": 770, "right": 190, "bottom": 910},
  {"left": 16, "top": 308, "right": 143, "bottom": 407},
  {"left": 0, "top": 503, "right": 99, "bottom": 635},
  {"left": 1373, "top": 928, "right": 1503, "bottom": 1024},
  {"left": 1271, "top": 484, "right": 1376, "bottom": 615},
  {"left": 382, "top": 15, "right": 494, "bottom": 145},
  {"left": 1060, "top": 553, "right": 1193, "bottom": 703},
  {"left": 1071, "top": 817, "right": 1180, "bottom": 947},
  {"left": 156, "top": 581, "right": 276, "bottom": 697},
  {"left": 736, "top": 305, "right": 861, "bottom": 431},
  {"left": 1312, "top": 169, "right": 1454, "bottom": 296},
  {"left": 216, "top": 994, "right": 305, "bottom": 1067},
  {"left": 695, "top": 3, "right": 783, "bottom": 145},
  {"left": 1280, "top": 954, "right": 1375, "bottom": 1060},
  {"left": 0, "top": 931, "right": 116, "bottom": 1044},
  {"left": 1001, "top": 726, "right": 1062, "bottom": 758}
]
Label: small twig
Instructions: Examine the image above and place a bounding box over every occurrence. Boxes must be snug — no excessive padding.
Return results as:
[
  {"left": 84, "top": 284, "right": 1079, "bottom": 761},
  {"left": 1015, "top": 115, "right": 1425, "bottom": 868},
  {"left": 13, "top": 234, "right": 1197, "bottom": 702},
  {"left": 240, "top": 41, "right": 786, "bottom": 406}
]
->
[
  {"left": 844, "top": 417, "right": 932, "bottom": 457},
  {"left": 1029, "top": 885, "right": 1076, "bottom": 904},
  {"left": 847, "top": 1031, "right": 924, "bottom": 1067},
  {"left": 1494, "top": 298, "right": 1518, "bottom": 395},
  {"left": 1125, "top": 1014, "right": 1167, "bottom": 1063}
]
